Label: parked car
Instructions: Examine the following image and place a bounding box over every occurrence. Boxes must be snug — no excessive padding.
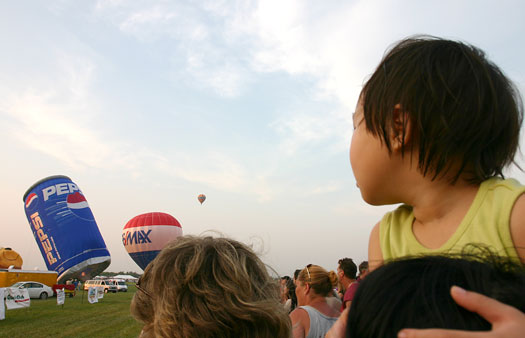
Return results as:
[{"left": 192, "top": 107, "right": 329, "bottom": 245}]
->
[
  {"left": 83, "top": 279, "right": 118, "bottom": 293},
  {"left": 9, "top": 281, "right": 54, "bottom": 299},
  {"left": 108, "top": 280, "right": 128, "bottom": 292}
]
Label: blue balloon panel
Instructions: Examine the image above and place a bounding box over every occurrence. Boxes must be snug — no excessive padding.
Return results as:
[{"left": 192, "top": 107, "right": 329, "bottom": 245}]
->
[
  {"left": 128, "top": 250, "right": 161, "bottom": 271},
  {"left": 23, "top": 175, "right": 110, "bottom": 283}
]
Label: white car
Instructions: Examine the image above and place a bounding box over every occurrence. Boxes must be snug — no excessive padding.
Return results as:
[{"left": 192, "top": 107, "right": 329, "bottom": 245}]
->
[{"left": 9, "top": 281, "right": 54, "bottom": 299}]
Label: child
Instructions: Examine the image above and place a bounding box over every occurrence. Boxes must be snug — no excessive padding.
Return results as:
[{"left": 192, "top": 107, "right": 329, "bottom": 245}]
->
[{"left": 348, "top": 36, "right": 525, "bottom": 270}]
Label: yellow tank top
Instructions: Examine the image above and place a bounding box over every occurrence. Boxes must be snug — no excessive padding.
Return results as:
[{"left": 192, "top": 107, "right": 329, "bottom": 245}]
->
[{"left": 379, "top": 178, "right": 525, "bottom": 262}]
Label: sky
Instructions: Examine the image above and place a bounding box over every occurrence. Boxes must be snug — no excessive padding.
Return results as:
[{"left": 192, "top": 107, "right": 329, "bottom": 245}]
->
[{"left": 1, "top": 0, "right": 525, "bottom": 277}]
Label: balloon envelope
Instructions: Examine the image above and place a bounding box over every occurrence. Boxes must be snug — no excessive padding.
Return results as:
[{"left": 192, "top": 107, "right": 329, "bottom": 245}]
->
[
  {"left": 122, "top": 212, "right": 182, "bottom": 270},
  {"left": 0, "top": 248, "right": 23, "bottom": 269},
  {"left": 23, "top": 175, "right": 111, "bottom": 282},
  {"left": 198, "top": 194, "right": 206, "bottom": 204}
]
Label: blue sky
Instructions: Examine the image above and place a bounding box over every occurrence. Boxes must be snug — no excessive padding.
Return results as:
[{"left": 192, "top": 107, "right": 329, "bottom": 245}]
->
[{"left": 2, "top": 0, "right": 525, "bottom": 276}]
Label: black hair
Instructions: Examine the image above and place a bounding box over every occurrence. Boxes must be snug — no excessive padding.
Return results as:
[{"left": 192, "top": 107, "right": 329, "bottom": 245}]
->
[
  {"left": 338, "top": 258, "right": 357, "bottom": 279},
  {"left": 358, "top": 261, "right": 368, "bottom": 275},
  {"left": 285, "top": 278, "right": 297, "bottom": 312},
  {"left": 361, "top": 35, "right": 523, "bottom": 184},
  {"left": 294, "top": 269, "right": 301, "bottom": 280},
  {"left": 346, "top": 251, "right": 525, "bottom": 337}
]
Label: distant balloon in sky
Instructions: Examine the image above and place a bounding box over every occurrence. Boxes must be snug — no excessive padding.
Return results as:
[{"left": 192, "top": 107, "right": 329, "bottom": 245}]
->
[
  {"left": 23, "top": 175, "right": 111, "bottom": 283},
  {"left": 122, "top": 212, "right": 183, "bottom": 271},
  {"left": 198, "top": 194, "right": 206, "bottom": 205}
]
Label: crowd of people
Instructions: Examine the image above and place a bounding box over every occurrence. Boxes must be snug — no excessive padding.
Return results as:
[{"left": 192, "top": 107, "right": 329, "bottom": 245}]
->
[
  {"left": 280, "top": 259, "right": 366, "bottom": 337},
  {"left": 131, "top": 235, "right": 525, "bottom": 338},
  {"left": 130, "top": 35, "right": 525, "bottom": 337}
]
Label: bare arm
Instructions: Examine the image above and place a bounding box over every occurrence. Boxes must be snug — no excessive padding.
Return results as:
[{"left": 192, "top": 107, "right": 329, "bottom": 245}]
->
[
  {"left": 290, "top": 308, "right": 308, "bottom": 338},
  {"left": 368, "top": 221, "right": 384, "bottom": 272},
  {"left": 510, "top": 193, "right": 525, "bottom": 264}
]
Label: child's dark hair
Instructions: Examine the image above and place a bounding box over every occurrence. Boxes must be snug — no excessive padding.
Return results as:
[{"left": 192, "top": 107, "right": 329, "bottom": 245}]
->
[
  {"left": 361, "top": 35, "right": 523, "bottom": 184},
  {"left": 346, "top": 248, "right": 525, "bottom": 337}
]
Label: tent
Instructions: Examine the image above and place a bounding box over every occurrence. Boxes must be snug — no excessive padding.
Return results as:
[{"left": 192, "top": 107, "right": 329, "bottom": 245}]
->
[{"left": 112, "top": 274, "right": 138, "bottom": 282}]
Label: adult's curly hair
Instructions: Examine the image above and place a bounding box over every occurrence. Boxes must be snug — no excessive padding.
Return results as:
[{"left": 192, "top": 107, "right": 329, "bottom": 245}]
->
[{"left": 131, "top": 235, "right": 291, "bottom": 338}]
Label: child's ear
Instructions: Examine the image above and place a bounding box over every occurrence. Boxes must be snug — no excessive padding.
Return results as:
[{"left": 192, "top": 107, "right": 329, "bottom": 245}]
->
[{"left": 391, "top": 104, "right": 411, "bottom": 151}]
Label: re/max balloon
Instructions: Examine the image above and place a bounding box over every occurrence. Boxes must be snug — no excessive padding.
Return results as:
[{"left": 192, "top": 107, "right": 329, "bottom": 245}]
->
[
  {"left": 122, "top": 212, "right": 183, "bottom": 270},
  {"left": 23, "top": 175, "right": 111, "bottom": 283},
  {"left": 198, "top": 194, "right": 206, "bottom": 204}
]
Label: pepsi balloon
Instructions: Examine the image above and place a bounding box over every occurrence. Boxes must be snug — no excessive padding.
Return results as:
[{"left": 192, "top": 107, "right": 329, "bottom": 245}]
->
[
  {"left": 122, "top": 212, "right": 183, "bottom": 270},
  {"left": 23, "top": 175, "right": 110, "bottom": 282}
]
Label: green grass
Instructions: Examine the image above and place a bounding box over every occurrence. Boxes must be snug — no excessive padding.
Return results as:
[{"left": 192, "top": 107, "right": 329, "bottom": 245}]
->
[{"left": 0, "top": 286, "right": 143, "bottom": 338}]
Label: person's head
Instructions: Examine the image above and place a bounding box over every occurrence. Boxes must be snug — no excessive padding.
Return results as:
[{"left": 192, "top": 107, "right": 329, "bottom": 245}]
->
[
  {"left": 295, "top": 264, "right": 338, "bottom": 305},
  {"left": 351, "top": 36, "right": 523, "bottom": 202},
  {"left": 130, "top": 235, "right": 291, "bottom": 338},
  {"left": 347, "top": 251, "right": 525, "bottom": 337},
  {"left": 285, "top": 278, "right": 297, "bottom": 311},
  {"left": 338, "top": 258, "right": 357, "bottom": 282},
  {"left": 358, "top": 261, "right": 369, "bottom": 278},
  {"left": 293, "top": 269, "right": 301, "bottom": 285}
]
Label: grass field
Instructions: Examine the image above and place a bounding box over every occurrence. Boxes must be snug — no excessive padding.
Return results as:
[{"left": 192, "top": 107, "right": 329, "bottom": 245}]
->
[{"left": 0, "top": 286, "right": 143, "bottom": 338}]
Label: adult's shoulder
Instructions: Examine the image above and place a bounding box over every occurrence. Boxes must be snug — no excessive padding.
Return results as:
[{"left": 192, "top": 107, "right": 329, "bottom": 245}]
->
[
  {"left": 290, "top": 307, "right": 310, "bottom": 323},
  {"left": 290, "top": 307, "right": 309, "bottom": 338}
]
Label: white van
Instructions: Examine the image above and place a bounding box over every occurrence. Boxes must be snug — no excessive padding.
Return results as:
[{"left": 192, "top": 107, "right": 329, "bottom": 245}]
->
[
  {"left": 83, "top": 280, "right": 118, "bottom": 293},
  {"left": 108, "top": 279, "right": 128, "bottom": 292}
]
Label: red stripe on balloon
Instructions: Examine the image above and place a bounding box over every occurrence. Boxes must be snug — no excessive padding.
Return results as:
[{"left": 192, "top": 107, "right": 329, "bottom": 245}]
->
[{"left": 124, "top": 212, "right": 181, "bottom": 229}]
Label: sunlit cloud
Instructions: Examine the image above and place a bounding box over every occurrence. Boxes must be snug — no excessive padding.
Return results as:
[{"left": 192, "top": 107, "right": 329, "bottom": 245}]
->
[{"left": 91, "top": 0, "right": 367, "bottom": 154}]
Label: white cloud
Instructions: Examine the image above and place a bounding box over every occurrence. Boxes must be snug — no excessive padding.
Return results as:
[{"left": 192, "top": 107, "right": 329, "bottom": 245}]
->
[
  {"left": 153, "top": 150, "right": 281, "bottom": 202},
  {"left": 1, "top": 74, "right": 273, "bottom": 200},
  {"left": 95, "top": 1, "right": 250, "bottom": 97},
  {"left": 181, "top": 50, "right": 247, "bottom": 97},
  {"left": 270, "top": 105, "right": 352, "bottom": 155},
  {"left": 0, "top": 46, "right": 163, "bottom": 177},
  {"left": 119, "top": 7, "right": 177, "bottom": 34},
  {"left": 14, "top": 0, "right": 523, "bottom": 200},
  {"left": 91, "top": 0, "right": 364, "bottom": 150},
  {"left": 4, "top": 88, "right": 118, "bottom": 171},
  {"left": 308, "top": 182, "right": 342, "bottom": 196}
]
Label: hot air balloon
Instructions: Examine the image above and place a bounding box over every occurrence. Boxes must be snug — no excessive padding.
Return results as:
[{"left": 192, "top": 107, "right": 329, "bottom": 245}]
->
[
  {"left": 0, "top": 248, "right": 23, "bottom": 269},
  {"left": 122, "top": 212, "right": 183, "bottom": 270},
  {"left": 198, "top": 194, "right": 206, "bottom": 205},
  {"left": 23, "top": 175, "right": 111, "bottom": 283}
]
